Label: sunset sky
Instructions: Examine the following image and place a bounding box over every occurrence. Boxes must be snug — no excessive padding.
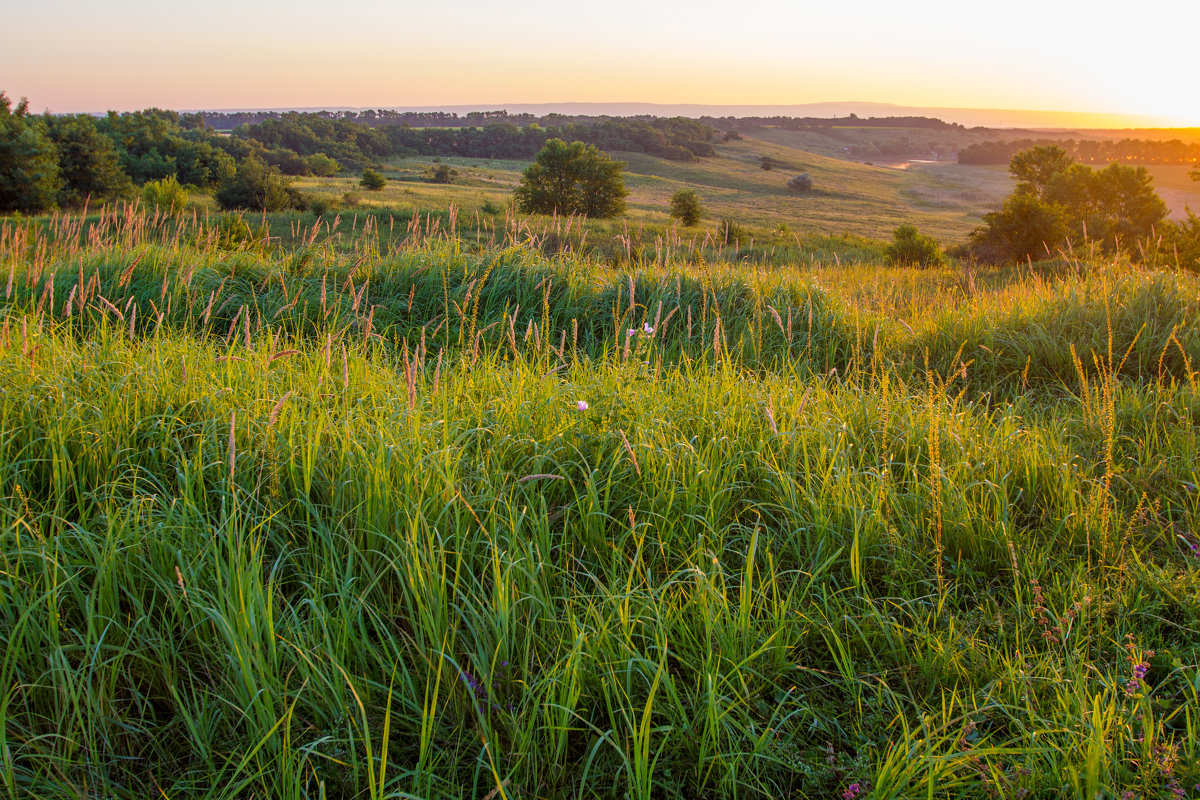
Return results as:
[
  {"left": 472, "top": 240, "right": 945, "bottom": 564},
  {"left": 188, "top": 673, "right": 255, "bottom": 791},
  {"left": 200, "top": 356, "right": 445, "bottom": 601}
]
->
[{"left": 4, "top": 0, "right": 1196, "bottom": 126}]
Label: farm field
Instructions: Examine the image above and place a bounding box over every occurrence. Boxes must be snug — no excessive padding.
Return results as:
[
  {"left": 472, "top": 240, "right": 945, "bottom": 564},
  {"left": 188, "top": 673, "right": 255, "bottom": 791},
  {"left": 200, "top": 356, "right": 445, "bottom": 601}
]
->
[{"left": 1, "top": 206, "right": 1199, "bottom": 798}]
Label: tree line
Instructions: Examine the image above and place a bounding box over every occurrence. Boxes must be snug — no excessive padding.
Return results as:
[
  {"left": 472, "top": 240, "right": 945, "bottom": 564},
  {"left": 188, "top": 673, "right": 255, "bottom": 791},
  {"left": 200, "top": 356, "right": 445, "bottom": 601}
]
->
[
  {"left": 960, "top": 138, "right": 1200, "bottom": 166},
  {"left": 236, "top": 114, "right": 717, "bottom": 165},
  {"left": 702, "top": 114, "right": 966, "bottom": 133},
  {"left": 0, "top": 92, "right": 720, "bottom": 213}
]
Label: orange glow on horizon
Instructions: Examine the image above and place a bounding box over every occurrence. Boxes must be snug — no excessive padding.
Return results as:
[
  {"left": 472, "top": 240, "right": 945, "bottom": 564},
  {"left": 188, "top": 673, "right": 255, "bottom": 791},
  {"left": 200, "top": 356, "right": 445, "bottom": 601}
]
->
[{"left": 3, "top": 0, "right": 1196, "bottom": 127}]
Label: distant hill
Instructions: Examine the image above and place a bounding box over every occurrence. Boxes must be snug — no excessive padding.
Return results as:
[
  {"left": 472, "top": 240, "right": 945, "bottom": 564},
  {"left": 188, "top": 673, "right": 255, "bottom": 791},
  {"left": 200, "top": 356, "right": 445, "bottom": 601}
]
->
[{"left": 187, "top": 102, "right": 1184, "bottom": 131}]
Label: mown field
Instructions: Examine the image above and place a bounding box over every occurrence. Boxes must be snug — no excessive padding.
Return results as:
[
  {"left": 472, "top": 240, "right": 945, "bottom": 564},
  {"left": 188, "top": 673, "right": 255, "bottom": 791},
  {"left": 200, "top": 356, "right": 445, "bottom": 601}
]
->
[{"left": 1, "top": 206, "right": 1200, "bottom": 799}]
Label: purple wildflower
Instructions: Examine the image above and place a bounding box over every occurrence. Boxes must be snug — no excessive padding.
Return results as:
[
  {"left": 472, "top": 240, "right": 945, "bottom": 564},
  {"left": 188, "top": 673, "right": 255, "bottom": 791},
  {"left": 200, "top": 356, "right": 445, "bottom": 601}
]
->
[
  {"left": 1125, "top": 661, "right": 1150, "bottom": 696},
  {"left": 843, "top": 782, "right": 864, "bottom": 800},
  {"left": 460, "top": 670, "right": 489, "bottom": 703}
]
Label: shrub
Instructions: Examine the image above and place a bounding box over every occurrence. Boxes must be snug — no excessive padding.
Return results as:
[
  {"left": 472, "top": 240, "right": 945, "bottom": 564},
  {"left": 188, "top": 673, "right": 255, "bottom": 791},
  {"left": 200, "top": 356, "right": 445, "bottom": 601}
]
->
[
  {"left": 360, "top": 168, "right": 387, "bottom": 191},
  {"left": 214, "top": 213, "right": 270, "bottom": 252},
  {"left": 142, "top": 176, "right": 189, "bottom": 211},
  {"left": 215, "top": 158, "right": 296, "bottom": 211},
  {"left": 885, "top": 224, "right": 945, "bottom": 268},
  {"left": 717, "top": 218, "right": 746, "bottom": 246},
  {"left": 787, "top": 173, "right": 813, "bottom": 193},
  {"left": 308, "top": 196, "right": 332, "bottom": 218},
  {"left": 969, "top": 193, "right": 1068, "bottom": 264},
  {"left": 429, "top": 164, "right": 457, "bottom": 184},
  {"left": 760, "top": 156, "right": 774, "bottom": 171},
  {"left": 306, "top": 153, "right": 341, "bottom": 177},
  {"left": 480, "top": 199, "right": 504, "bottom": 215},
  {"left": 669, "top": 190, "right": 703, "bottom": 226}
]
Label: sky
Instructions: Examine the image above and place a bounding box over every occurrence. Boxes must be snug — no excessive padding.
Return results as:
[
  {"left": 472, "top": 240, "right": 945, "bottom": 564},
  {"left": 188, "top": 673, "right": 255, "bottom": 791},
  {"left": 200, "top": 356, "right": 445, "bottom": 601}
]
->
[{"left": 4, "top": 0, "right": 1197, "bottom": 126}]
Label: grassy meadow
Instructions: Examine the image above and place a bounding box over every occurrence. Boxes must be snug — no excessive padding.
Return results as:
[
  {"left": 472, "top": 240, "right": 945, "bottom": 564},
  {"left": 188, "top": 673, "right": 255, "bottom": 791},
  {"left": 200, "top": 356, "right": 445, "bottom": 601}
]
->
[
  {"left": 1, "top": 203, "right": 1200, "bottom": 800},
  {"left": 281, "top": 132, "right": 1200, "bottom": 252}
]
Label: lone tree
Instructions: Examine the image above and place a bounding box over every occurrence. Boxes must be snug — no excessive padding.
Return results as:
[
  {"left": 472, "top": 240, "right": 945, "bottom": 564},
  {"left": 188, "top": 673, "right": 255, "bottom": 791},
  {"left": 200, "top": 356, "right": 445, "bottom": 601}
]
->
[
  {"left": 514, "top": 138, "right": 627, "bottom": 218},
  {"left": 669, "top": 189, "right": 703, "bottom": 226},
  {"left": 360, "top": 168, "right": 386, "bottom": 191}
]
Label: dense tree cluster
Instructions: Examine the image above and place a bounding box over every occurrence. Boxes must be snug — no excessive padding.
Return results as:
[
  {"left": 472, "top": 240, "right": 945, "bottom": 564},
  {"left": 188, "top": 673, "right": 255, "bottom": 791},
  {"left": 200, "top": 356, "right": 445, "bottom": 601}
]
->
[
  {"left": 960, "top": 138, "right": 1200, "bottom": 166},
  {"left": 234, "top": 113, "right": 716, "bottom": 164},
  {"left": 969, "top": 145, "right": 1170, "bottom": 262},
  {"left": 0, "top": 94, "right": 61, "bottom": 212},
  {"left": 1, "top": 92, "right": 313, "bottom": 213}
]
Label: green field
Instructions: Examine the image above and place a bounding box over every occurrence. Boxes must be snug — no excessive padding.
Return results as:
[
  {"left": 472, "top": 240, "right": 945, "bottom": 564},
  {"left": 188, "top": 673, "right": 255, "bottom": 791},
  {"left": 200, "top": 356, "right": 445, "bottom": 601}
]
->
[
  {"left": 283, "top": 132, "right": 1200, "bottom": 251},
  {"left": 1, "top": 205, "right": 1199, "bottom": 799}
]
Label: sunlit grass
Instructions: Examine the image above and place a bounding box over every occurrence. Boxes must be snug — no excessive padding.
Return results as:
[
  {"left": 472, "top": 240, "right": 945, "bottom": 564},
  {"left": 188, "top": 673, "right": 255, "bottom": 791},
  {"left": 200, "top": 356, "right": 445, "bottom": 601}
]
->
[{"left": 1, "top": 205, "right": 1198, "bottom": 799}]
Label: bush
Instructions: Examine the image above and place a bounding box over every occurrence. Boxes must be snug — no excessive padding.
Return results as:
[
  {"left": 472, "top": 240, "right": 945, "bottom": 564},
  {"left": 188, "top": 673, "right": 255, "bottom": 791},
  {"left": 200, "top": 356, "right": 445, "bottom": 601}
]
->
[
  {"left": 142, "top": 176, "right": 189, "bottom": 211},
  {"left": 308, "top": 196, "right": 332, "bottom": 218},
  {"left": 787, "top": 173, "right": 813, "bottom": 193},
  {"left": 760, "top": 156, "right": 774, "bottom": 171},
  {"left": 360, "top": 168, "right": 387, "bottom": 191},
  {"left": 716, "top": 218, "right": 746, "bottom": 247},
  {"left": 214, "top": 213, "right": 270, "bottom": 252},
  {"left": 669, "top": 190, "right": 703, "bottom": 226},
  {"left": 306, "top": 153, "right": 341, "bottom": 177},
  {"left": 480, "top": 199, "right": 504, "bottom": 215},
  {"left": 885, "top": 224, "right": 945, "bottom": 268},
  {"left": 969, "top": 193, "right": 1068, "bottom": 264},
  {"left": 215, "top": 158, "right": 297, "bottom": 211},
  {"left": 429, "top": 164, "right": 457, "bottom": 184}
]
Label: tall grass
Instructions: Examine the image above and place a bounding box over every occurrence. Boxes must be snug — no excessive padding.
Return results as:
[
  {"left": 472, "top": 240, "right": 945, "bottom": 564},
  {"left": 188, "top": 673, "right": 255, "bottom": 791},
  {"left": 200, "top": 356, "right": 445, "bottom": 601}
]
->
[{"left": 1, "top": 207, "right": 1199, "bottom": 799}]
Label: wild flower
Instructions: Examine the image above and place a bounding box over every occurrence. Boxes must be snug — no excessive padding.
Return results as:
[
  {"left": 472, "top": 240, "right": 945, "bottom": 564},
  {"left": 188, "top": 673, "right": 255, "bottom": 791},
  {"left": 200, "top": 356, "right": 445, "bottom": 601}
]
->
[
  {"left": 460, "top": 669, "right": 489, "bottom": 704},
  {"left": 642, "top": 322, "right": 655, "bottom": 335},
  {"left": 842, "top": 782, "right": 865, "bottom": 800},
  {"left": 1179, "top": 534, "right": 1200, "bottom": 559},
  {"left": 626, "top": 328, "right": 638, "bottom": 337},
  {"left": 576, "top": 400, "right": 588, "bottom": 411},
  {"left": 1123, "top": 635, "right": 1155, "bottom": 696}
]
